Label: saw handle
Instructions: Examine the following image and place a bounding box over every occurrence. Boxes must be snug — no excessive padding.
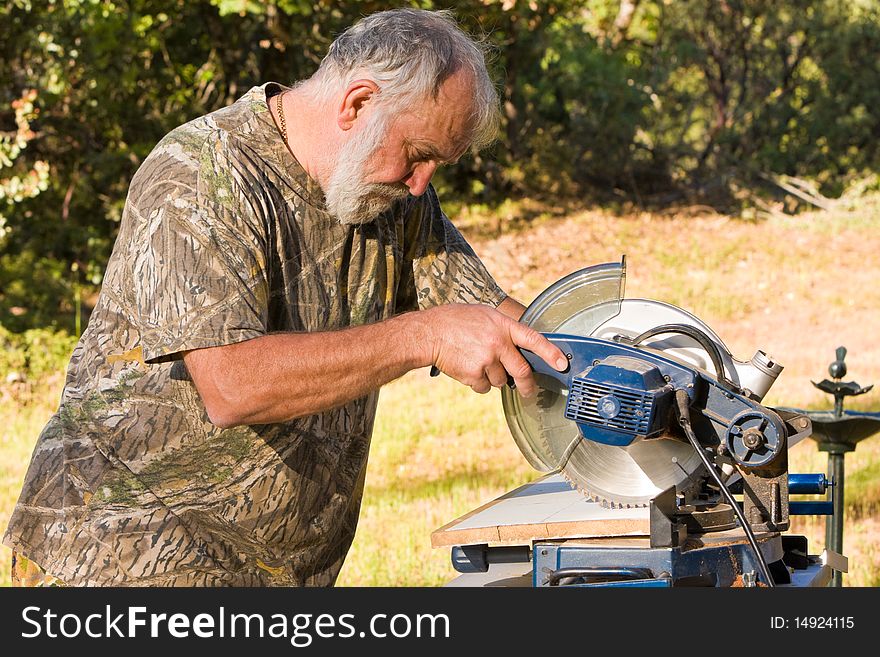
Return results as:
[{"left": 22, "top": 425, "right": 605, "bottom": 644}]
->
[
  {"left": 517, "top": 343, "right": 572, "bottom": 384},
  {"left": 430, "top": 342, "right": 572, "bottom": 388},
  {"left": 429, "top": 366, "right": 519, "bottom": 389}
]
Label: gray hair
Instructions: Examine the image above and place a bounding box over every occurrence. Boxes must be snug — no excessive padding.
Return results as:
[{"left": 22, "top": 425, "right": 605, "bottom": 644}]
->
[{"left": 308, "top": 8, "right": 500, "bottom": 150}]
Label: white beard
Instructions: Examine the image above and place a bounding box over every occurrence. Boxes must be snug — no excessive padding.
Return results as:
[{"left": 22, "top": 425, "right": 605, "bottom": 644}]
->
[{"left": 324, "top": 112, "right": 410, "bottom": 225}]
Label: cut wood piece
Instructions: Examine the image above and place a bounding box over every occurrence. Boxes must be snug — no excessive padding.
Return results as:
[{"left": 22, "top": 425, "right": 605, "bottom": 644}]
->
[{"left": 431, "top": 474, "right": 650, "bottom": 548}]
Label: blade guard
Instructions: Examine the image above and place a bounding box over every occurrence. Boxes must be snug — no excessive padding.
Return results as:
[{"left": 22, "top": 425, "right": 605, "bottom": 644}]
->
[{"left": 504, "top": 260, "right": 787, "bottom": 505}]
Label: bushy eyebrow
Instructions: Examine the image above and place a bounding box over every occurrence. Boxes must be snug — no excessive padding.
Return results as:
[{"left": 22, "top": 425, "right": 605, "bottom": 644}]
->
[{"left": 406, "top": 139, "right": 459, "bottom": 164}]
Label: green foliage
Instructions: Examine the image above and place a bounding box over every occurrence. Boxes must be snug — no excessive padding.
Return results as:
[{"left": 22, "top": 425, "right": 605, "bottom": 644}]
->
[
  {"left": 0, "top": 249, "right": 74, "bottom": 333},
  {"left": 649, "top": 0, "right": 880, "bottom": 194},
  {"left": 2, "top": 0, "right": 880, "bottom": 330},
  {"left": 0, "top": 324, "right": 77, "bottom": 384},
  {"left": 0, "top": 89, "right": 50, "bottom": 238}
]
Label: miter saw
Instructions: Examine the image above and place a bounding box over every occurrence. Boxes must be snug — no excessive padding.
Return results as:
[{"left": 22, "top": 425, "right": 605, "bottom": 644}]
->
[{"left": 433, "top": 258, "right": 847, "bottom": 587}]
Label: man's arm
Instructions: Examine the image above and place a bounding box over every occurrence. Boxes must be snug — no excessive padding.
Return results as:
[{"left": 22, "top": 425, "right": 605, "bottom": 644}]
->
[{"left": 184, "top": 303, "right": 566, "bottom": 428}]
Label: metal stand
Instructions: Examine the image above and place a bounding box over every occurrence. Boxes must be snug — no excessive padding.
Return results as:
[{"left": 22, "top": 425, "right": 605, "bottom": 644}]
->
[
  {"left": 807, "top": 347, "right": 878, "bottom": 587},
  {"left": 822, "top": 448, "right": 848, "bottom": 586}
]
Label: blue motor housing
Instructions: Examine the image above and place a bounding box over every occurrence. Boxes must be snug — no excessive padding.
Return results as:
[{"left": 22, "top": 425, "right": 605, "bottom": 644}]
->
[
  {"left": 521, "top": 333, "right": 785, "bottom": 461},
  {"left": 564, "top": 355, "right": 674, "bottom": 446}
]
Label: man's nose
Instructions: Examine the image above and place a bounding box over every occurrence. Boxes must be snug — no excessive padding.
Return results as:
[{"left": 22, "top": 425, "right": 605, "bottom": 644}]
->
[{"left": 404, "top": 162, "right": 438, "bottom": 196}]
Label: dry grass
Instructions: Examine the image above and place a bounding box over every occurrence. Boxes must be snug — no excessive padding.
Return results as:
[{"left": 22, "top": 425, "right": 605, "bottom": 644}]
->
[
  {"left": 0, "top": 376, "right": 67, "bottom": 587},
  {"left": 2, "top": 199, "right": 879, "bottom": 586}
]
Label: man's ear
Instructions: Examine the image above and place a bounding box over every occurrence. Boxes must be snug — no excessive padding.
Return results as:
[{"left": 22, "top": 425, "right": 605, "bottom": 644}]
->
[{"left": 338, "top": 79, "right": 380, "bottom": 131}]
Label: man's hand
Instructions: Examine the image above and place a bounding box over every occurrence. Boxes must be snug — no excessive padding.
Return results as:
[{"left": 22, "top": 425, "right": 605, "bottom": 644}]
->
[{"left": 417, "top": 304, "right": 568, "bottom": 398}]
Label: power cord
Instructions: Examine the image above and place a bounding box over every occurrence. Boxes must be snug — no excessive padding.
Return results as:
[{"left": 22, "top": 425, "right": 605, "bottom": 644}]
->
[{"left": 674, "top": 388, "right": 776, "bottom": 587}]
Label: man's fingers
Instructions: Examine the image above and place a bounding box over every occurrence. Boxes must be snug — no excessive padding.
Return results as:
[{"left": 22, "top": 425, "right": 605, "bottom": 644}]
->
[
  {"left": 470, "top": 378, "right": 492, "bottom": 394},
  {"left": 485, "top": 364, "right": 510, "bottom": 389},
  {"left": 499, "top": 349, "right": 537, "bottom": 398},
  {"left": 509, "top": 323, "right": 568, "bottom": 372}
]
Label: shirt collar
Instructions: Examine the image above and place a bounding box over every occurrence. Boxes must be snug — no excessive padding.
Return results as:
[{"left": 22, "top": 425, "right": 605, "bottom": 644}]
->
[{"left": 238, "top": 82, "right": 329, "bottom": 211}]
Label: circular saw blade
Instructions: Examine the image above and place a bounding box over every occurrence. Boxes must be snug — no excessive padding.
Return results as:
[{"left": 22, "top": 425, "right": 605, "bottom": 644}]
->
[
  {"left": 502, "top": 262, "right": 707, "bottom": 507},
  {"left": 514, "top": 377, "right": 705, "bottom": 507},
  {"left": 560, "top": 434, "right": 706, "bottom": 508}
]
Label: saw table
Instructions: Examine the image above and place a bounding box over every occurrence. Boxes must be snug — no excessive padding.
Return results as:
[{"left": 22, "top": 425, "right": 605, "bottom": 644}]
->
[
  {"left": 432, "top": 475, "right": 649, "bottom": 548},
  {"left": 433, "top": 474, "right": 844, "bottom": 587}
]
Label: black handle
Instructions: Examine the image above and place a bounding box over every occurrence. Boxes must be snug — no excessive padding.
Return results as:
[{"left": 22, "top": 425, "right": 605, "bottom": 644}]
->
[
  {"left": 545, "top": 566, "right": 655, "bottom": 586},
  {"left": 429, "top": 365, "right": 517, "bottom": 389},
  {"left": 430, "top": 338, "right": 574, "bottom": 389}
]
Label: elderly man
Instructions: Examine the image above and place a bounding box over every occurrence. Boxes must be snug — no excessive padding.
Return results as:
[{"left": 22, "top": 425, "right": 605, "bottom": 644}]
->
[{"left": 4, "top": 8, "right": 566, "bottom": 586}]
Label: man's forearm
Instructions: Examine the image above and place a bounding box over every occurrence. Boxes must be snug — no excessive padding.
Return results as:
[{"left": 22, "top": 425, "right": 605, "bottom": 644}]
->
[
  {"left": 184, "top": 311, "right": 431, "bottom": 428},
  {"left": 184, "top": 300, "right": 567, "bottom": 429}
]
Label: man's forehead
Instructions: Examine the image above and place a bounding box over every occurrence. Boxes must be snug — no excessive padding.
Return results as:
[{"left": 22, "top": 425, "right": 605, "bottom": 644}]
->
[
  {"left": 401, "top": 73, "right": 476, "bottom": 156},
  {"left": 434, "top": 69, "right": 476, "bottom": 133}
]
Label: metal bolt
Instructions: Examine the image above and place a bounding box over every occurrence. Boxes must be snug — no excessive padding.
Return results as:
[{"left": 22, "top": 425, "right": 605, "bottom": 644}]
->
[
  {"left": 742, "top": 429, "right": 765, "bottom": 450},
  {"left": 742, "top": 571, "right": 757, "bottom": 587}
]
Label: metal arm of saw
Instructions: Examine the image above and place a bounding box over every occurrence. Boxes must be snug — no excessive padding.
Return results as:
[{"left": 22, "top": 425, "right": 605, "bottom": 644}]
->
[{"left": 612, "top": 323, "right": 742, "bottom": 394}]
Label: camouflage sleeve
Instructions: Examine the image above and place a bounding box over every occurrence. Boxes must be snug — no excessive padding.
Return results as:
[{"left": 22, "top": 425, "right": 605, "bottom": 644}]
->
[
  {"left": 127, "top": 131, "right": 269, "bottom": 363},
  {"left": 396, "top": 185, "right": 507, "bottom": 313}
]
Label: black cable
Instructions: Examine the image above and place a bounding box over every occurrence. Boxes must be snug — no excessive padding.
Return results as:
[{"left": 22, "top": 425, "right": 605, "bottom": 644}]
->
[
  {"left": 617, "top": 323, "right": 741, "bottom": 393},
  {"left": 674, "top": 389, "right": 776, "bottom": 587}
]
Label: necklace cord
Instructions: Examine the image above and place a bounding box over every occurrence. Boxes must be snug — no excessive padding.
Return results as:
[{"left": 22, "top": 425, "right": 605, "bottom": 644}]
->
[{"left": 276, "top": 91, "right": 287, "bottom": 142}]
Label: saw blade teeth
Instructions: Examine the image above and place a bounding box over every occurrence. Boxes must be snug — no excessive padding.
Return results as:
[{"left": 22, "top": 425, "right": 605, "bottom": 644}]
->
[{"left": 559, "top": 470, "right": 649, "bottom": 509}]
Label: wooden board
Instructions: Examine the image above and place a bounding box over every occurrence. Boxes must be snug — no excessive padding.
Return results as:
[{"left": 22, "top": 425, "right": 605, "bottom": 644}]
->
[{"left": 431, "top": 474, "right": 650, "bottom": 548}]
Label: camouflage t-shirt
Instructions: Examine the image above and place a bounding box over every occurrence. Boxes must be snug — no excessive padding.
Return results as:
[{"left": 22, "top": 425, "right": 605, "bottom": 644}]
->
[{"left": 2, "top": 83, "right": 506, "bottom": 586}]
